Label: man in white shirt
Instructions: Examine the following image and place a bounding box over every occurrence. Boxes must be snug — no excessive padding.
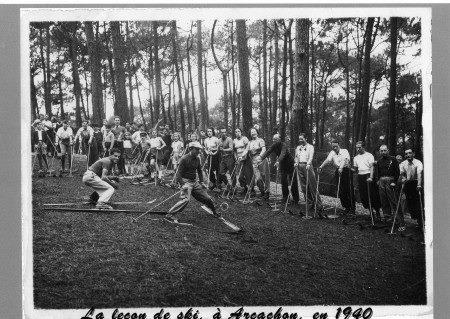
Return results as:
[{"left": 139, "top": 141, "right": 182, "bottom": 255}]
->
[
  {"left": 353, "top": 141, "right": 382, "bottom": 221},
  {"left": 294, "top": 133, "right": 323, "bottom": 213},
  {"left": 400, "top": 149, "right": 424, "bottom": 230},
  {"left": 318, "top": 140, "right": 355, "bottom": 214},
  {"left": 55, "top": 120, "right": 74, "bottom": 173}
]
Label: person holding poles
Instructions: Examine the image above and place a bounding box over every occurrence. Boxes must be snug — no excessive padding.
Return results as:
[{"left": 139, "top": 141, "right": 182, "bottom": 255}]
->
[
  {"left": 165, "top": 141, "right": 220, "bottom": 223},
  {"left": 318, "top": 140, "right": 355, "bottom": 215},
  {"left": 295, "top": 133, "right": 324, "bottom": 216},
  {"left": 75, "top": 120, "right": 96, "bottom": 166},
  {"left": 372, "top": 144, "right": 400, "bottom": 222},
  {"left": 204, "top": 128, "right": 221, "bottom": 190},
  {"left": 354, "top": 141, "right": 382, "bottom": 221},
  {"left": 32, "top": 121, "right": 50, "bottom": 176},
  {"left": 218, "top": 128, "right": 235, "bottom": 191},
  {"left": 148, "top": 129, "right": 166, "bottom": 184},
  {"left": 248, "top": 128, "right": 270, "bottom": 199},
  {"left": 259, "top": 133, "right": 299, "bottom": 204},
  {"left": 82, "top": 148, "right": 121, "bottom": 210},
  {"left": 171, "top": 132, "right": 184, "bottom": 174},
  {"left": 55, "top": 120, "right": 74, "bottom": 174},
  {"left": 399, "top": 149, "right": 424, "bottom": 231},
  {"left": 233, "top": 128, "right": 252, "bottom": 195}
]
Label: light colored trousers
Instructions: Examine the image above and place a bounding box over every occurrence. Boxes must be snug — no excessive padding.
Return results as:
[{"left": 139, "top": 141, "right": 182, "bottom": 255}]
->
[
  {"left": 82, "top": 170, "right": 114, "bottom": 203},
  {"left": 167, "top": 178, "right": 215, "bottom": 216}
]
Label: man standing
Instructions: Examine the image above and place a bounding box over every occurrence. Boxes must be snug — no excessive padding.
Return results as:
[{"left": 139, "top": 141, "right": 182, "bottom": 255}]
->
[
  {"left": 55, "top": 120, "right": 74, "bottom": 173},
  {"left": 82, "top": 148, "right": 121, "bottom": 209},
  {"left": 318, "top": 140, "right": 355, "bottom": 214},
  {"left": 32, "top": 121, "right": 50, "bottom": 176},
  {"left": 218, "top": 128, "right": 235, "bottom": 190},
  {"left": 165, "top": 142, "right": 219, "bottom": 223},
  {"left": 204, "top": 128, "right": 220, "bottom": 190},
  {"left": 294, "top": 133, "right": 323, "bottom": 214},
  {"left": 259, "top": 133, "right": 299, "bottom": 205},
  {"left": 111, "top": 116, "right": 127, "bottom": 174},
  {"left": 400, "top": 149, "right": 424, "bottom": 230},
  {"left": 372, "top": 144, "right": 399, "bottom": 222},
  {"left": 354, "top": 141, "right": 382, "bottom": 220}
]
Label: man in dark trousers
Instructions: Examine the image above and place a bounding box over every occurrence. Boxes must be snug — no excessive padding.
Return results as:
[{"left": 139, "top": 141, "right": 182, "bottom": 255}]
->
[
  {"left": 258, "top": 134, "right": 299, "bottom": 204},
  {"left": 165, "top": 142, "right": 219, "bottom": 223},
  {"left": 318, "top": 140, "right": 355, "bottom": 214},
  {"left": 399, "top": 149, "right": 424, "bottom": 230},
  {"left": 32, "top": 121, "right": 50, "bottom": 176},
  {"left": 371, "top": 144, "right": 400, "bottom": 222}
]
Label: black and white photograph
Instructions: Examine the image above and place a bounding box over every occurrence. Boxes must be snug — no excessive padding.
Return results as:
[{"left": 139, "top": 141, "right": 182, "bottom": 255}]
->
[{"left": 21, "top": 7, "right": 432, "bottom": 319}]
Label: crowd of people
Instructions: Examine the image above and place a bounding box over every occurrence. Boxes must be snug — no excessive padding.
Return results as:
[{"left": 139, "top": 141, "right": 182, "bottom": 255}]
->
[{"left": 31, "top": 114, "right": 425, "bottom": 232}]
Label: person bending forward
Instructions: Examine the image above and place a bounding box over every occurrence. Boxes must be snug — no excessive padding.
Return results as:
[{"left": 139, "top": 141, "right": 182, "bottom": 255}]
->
[
  {"left": 82, "top": 148, "right": 121, "bottom": 209},
  {"left": 165, "top": 142, "right": 219, "bottom": 223}
]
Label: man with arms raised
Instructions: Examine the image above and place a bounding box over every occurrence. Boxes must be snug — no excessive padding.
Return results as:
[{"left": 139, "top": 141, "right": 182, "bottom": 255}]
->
[{"left": 82, "top": 148, "right": 121, "bottom": 209}]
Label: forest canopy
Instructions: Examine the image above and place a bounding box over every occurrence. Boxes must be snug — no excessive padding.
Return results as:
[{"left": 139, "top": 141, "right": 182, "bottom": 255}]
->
[{"left": 29, "top": 17, "right": 423, "bottom": 157}]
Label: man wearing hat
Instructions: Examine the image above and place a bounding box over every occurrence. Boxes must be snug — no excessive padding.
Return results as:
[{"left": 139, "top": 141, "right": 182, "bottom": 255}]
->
[{"left": 165, "top": 141, "right": 219, "bottom": 223}]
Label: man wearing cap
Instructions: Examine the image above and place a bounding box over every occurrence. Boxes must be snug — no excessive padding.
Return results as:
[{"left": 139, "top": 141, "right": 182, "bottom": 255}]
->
[
  {"left": 399, "top": 149, "right": 424, "bottom": 230},
  {"left": 318, "top": 140, "right": 355, "bottom": 214},
  {"left": 165, "top": 141, "right": 219, "bottom": 223}
]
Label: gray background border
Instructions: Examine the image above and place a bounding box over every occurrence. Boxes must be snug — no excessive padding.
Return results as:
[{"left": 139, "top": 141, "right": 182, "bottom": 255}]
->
[{"left": 1, "top": 3, "right": 448, "bottom": 318}]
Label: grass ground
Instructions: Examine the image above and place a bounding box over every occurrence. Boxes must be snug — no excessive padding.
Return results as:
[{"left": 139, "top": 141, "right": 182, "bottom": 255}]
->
[{"left": 31, "top": 155, "right": 427, "bottom": 309}]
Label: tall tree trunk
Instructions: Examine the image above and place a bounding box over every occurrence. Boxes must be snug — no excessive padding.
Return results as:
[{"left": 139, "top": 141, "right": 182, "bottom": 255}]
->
[
  {"left": 288, "top": 23, "right": 295, "bottom": 147},
  {"left": 388, "top": 17, "right": 398, "bottom": 155},
  {"left": 358, "top": 17, "right": 374, "bottom": 143},
  {"left": 57, "top": 71, "right": 64, "bottom": 119},
  {"left": 280, "top": 21, "right": 289, "bottom": 140},
  {"left": 152, "top": 21, "right": 162, "bottom": 123},
  {"left": 271, "top": 21, "right": 279, "bottom": 134},
  {"left": 320, "top": 84, "right": 327, "bottom": 149},
  {"left": 257, "top": 53, "right": 263, "bottom": 133},
  {"left": 30, "top": 71, "right": 39, "bottom": 119},
  {"left": 187, "top": 36, "right": 198, "bottom": 128},
  {"left": 133, "top": 72, "right": 146, "bottom": 130},
  {"left": 45, "top": 24, "right": 52, "bottom": 115},
  {"left": 415, "top": 92, "right": 423, "bottom": 159},
  {"left": 125, "top": 22, "right": 134, "bottom": 122},
  {"left": 293, "top": 19, "right": 309, "bottom": 145},
  {"left": 110, "top": 21, "right": 129, "bottom": 122},
  {"left": 85, "top": 21, "right": 104, "bottom": 125},
  {"left": 236, "top": 19, "right": 253, "bottom": 135},
  {"left": 104, "top": 22, "right": 117, "bottom": 101},
  {"left": 38, "top": 26, "right": 50, "bottom": 116},
  {"left": 231, "top": 21, "right": 237, "bottom": 133},
  {"left": 69, "top": 23, "right": 82, "bottom": 127},
  {"left": 262, "top": 19, "right": 268, "bottom": 141},
  {"left": 178, "top": 49, "right": 192, "bottom": 131},
  {"left": 83, "top": 71, "right": 90, "bottom": 119},
  {"left": 172, "top": 21, "right": 186, "bottom": 137},
  {"left": 167, "top": 85, "right": 174, "bottom": 130},
  {"left": 344, "top": 30, "right": 351, "bottom": 149},
  {"left": 204, "top": 52, "right": 209, "bottom": 124},
  {"left": 197, "top": 20, "right": 207, "bottom": 130},
  {"left": 268, "top": 47, "right": 272, "bottom": 135}
]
